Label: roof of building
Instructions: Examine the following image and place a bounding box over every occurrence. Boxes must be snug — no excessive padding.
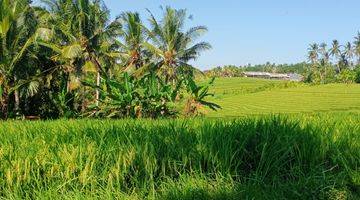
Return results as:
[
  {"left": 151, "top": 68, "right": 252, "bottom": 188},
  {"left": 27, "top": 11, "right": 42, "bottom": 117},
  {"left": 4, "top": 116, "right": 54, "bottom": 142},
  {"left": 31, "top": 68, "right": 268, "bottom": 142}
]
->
[
  {"left": 244, "top": 72, "right": 271, "bottom": 76},
  {"left": 244, "top": 71, "right": 289, "bottom": 78}
]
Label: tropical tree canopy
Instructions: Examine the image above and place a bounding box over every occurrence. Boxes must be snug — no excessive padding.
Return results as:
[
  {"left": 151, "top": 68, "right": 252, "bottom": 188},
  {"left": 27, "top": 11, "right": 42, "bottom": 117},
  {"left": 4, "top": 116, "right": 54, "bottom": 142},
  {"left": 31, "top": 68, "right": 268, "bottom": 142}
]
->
[
  {"left": 0, "top": 0, "right": 217, "bottom": 119},
  {"left": 0, "top": 0, "right": 40, "bottom": 118},
  {"left": 144, "top": 7, "right": 212, "bottom": 82}
]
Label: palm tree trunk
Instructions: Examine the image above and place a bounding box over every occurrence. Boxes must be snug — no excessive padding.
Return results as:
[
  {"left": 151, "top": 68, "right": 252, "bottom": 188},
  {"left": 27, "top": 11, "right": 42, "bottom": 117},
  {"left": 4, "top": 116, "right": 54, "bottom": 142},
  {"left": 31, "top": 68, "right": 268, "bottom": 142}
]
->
[
  {"left": 91, "top": 56, "right": 102, "bottom": 107},
  {"left": 96, "top": 71, "right": 100, "bottom": 107},
  {"left": 14, "top": 76, "right": 20, "bottom": 113},
  {"left": 66, "top": 74, "right": 71, "bottom": 93},
  {"left": 0, "top": 89, "right": 9, "bottom": 119},
  {"left": 324, "top": 65, "right": 327, "bottom": 83}
]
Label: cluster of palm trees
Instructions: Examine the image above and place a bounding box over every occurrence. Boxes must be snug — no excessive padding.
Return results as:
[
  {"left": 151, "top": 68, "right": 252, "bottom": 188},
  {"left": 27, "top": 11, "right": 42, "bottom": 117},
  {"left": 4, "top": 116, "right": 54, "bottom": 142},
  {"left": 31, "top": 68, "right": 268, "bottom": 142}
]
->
[
  {"left": 0, "top": 0, "right": 217, "bottom": 119},
  {"left": 205, "top": 62, "right": 310, "bottom": 78},
  {"left": 204, "top": 65, "right": 244, "bottom": 77},
  {"left": 307, "top": 33, "right": 360, "bottom": 83}
]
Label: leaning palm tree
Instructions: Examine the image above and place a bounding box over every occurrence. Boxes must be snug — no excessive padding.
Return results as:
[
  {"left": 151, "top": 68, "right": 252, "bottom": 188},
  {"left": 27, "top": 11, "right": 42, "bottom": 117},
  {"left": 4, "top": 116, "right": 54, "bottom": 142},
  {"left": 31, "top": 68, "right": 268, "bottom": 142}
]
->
[
  {"left": 144, "top": 7, "right": 211, "bottom": 83},
  {"left": 0, "top": 0, "right": 38, "bottom": 118}
]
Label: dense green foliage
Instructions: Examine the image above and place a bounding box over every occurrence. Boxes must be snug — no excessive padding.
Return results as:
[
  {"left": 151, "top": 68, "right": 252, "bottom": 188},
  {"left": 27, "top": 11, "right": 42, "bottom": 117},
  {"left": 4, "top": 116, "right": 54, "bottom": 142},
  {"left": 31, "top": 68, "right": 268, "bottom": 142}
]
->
[
  {"left": 305, "top": 37, "right": 360, "bottom": 84},
  {"left": 205, "top": 33, "right": 360, "bottom": 84},
  {"left": 356, "top": 68, "right": 360, "bottom": 83},
  {"left": 244, "top": 62, "right": 309, "bottom": 74},
  {"left": 2, "top": 1, "right": 360, "bottom": 199},
  {"left": 204, "top": 62, "right": 309, "bottom": 77},
  {"left": 0, "top": 115, "right": 359, "bottom": 199},
  {"left": 205, "top": 77, "right": 360, "bottom": 117},
  {"left": 0, "top": 0, "right": 41, "bottom": 118},
  {"left": 0, "top": 0, "right": 217, "bottom": 119}
]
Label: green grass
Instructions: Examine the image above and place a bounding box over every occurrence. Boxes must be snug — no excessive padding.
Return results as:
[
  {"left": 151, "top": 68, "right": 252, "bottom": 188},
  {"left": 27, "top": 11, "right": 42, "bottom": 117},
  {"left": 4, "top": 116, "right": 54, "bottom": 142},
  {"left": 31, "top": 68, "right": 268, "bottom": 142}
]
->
[
  {"left": 1, "top": 78, "right": 360, "bottom": 199},
  {"left": 207, "top": 77, "right": 360, "bottom": 117},
  {"left": 206, "top": 77, "right": 284, "bottom": 94},
  {"left": 207, "top": 77, "right": 287, "bottom": 94},
  {"left": 0, "top": 114, "right": 359, "bottom": 199}
]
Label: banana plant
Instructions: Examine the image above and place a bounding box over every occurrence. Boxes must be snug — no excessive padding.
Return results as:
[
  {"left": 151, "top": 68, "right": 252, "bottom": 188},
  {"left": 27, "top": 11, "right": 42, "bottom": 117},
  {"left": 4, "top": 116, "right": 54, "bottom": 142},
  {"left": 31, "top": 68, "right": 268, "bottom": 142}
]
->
[
  {"left": 83, "top": 72, "right": 138, "bottom": 117},
  {"left": 83, "top": 71, "right": 181, "bottom": 118},
  {"left": 184, "top": 77, "right": 221, "bottom": 117},
  {"left": 138, "top": 72, "right": 182, "bottom": 118}
]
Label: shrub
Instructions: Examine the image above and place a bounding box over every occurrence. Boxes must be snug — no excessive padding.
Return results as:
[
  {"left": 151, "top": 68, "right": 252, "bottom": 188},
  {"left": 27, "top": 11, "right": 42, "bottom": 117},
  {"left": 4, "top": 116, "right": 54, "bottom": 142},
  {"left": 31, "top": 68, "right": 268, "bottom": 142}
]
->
[
  {"left": 337, "top": 69, "right": 357, "bottom": 83},
  {"left": 355, "top": 67, "right": 360, "bottom": 83}
]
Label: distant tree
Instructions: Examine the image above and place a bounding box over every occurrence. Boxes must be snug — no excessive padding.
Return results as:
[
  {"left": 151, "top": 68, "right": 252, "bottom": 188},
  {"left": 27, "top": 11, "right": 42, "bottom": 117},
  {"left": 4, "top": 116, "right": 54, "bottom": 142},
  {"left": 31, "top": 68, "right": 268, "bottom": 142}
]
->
[
  {"left": 318, "top": 43, "right": 332, "bottom": 83},
  {"left": 355, "top": 67, "right": 360, "bottom": 83},
  {"left": 354, "top": 32, "right": 360, "bottom": 65},
  {"left": 330, "top": 40, "right": 341, "bottom": 72},
  {"left": 319, "top": 43, "right": 330, "bottom": 63},
  {"left": 308, "top": 43, "right": 319, "bottom": 64},
  {"left": 344, "top": 42, "right": 354, "bottom": 67},
  {"left": 338, "top": 53, "right": 350, "bottom": 71}
]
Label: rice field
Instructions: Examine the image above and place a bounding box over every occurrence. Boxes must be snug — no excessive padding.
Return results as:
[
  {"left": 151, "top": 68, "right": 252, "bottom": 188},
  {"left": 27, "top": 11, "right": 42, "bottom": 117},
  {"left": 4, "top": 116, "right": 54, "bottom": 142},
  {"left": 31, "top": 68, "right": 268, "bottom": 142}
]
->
[
  {"left": 207, "top": 77, "right": 360, "bottom": 117},
  {"left": 0, "top": 114, "right": 359, "bottom": 199},
  {"left": 1, "top": 78, "right": 360, "bottom": 199}
]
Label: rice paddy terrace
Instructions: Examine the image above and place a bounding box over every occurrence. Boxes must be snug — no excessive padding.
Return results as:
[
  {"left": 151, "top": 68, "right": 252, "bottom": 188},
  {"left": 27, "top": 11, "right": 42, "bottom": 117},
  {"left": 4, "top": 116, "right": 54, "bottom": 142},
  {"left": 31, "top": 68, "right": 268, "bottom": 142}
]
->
[{"left": 206, "top": 77, "right": 360, "bottom": 117}]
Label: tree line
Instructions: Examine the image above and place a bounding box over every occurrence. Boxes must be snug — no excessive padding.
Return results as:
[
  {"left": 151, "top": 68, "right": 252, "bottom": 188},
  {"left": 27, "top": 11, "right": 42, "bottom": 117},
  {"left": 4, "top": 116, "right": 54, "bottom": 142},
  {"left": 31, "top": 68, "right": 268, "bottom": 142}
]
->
[
  {"left": 204, "top": 63, "right": 309, "bottom": 78},
  {"left": 306, "top": 35, "right": 360, "bottom": 83},
  {"left": 204, "top": 34, "right": 360, "bottom": 83},
  {"left": 0, "top": 0, "right": 220, "bottom": 119}
]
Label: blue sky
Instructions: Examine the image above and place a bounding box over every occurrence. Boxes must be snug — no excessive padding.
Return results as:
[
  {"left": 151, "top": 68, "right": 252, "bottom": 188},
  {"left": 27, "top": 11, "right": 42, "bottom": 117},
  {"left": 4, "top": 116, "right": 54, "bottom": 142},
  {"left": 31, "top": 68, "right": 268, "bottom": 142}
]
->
[{"left": 35, "top": 0, "right": 360, "bottom": 70}]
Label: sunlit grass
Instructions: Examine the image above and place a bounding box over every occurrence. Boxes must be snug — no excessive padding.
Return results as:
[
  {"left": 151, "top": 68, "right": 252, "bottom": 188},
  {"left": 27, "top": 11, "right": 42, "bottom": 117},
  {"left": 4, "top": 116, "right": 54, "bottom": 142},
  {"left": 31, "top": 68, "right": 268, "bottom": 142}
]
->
[
  {"left": 207, "top": 78, "right": 360, "bottom": 117},
  {"left": 0, "top": 114, "right": 359, "bottom": 199}
]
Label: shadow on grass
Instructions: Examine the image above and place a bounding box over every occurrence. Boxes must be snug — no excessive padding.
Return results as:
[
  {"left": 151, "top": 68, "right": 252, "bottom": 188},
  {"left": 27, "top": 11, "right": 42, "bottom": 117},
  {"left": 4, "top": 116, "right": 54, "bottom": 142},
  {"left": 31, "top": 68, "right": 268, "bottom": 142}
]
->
[{"left": 0, "top": 116, "right": 359, "bottom": 199}]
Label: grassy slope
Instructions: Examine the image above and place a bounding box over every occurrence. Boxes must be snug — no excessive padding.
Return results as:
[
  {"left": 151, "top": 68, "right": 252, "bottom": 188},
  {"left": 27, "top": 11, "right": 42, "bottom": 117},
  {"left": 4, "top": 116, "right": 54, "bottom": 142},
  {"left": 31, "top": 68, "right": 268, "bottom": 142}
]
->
[{"left": 206, "top": 77, "right": 360, "bottom": 117}]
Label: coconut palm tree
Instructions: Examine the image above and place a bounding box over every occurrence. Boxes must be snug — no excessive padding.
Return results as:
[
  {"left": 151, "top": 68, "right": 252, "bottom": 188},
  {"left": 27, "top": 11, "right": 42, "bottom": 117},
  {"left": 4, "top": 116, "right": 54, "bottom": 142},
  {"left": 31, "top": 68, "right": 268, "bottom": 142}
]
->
[
  {"left": 118, "top": 12, "right": 147, "bottom": 71},
  {"left": 330, "top": 40, "right": 342, "bottom": 72},
  {"left": 0, "top": 0, "right": 39, "bottom": 118},
  {"left": 319, "top": 43, "right": 329, "bottom": 61},
  {"left": 344, "top": 42, "right": 354, "bottom": 68},
  {"left": 354, "top": 32, "right": 360, "bottom": 65},
  {"left": 330, "top": 40, "right": 341, "bottom": 58},
  {"left": 318, "top": 43, "right": 331, "bottom": 83},
  {"left": 41, "top": 0, "right": 122, "bottom": 106},
  {"left": 307, "top": 43, "right": 319, "bottom": 64},
  {"left": 144, "top": 7, "right": 211, "bottom": 83}
]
